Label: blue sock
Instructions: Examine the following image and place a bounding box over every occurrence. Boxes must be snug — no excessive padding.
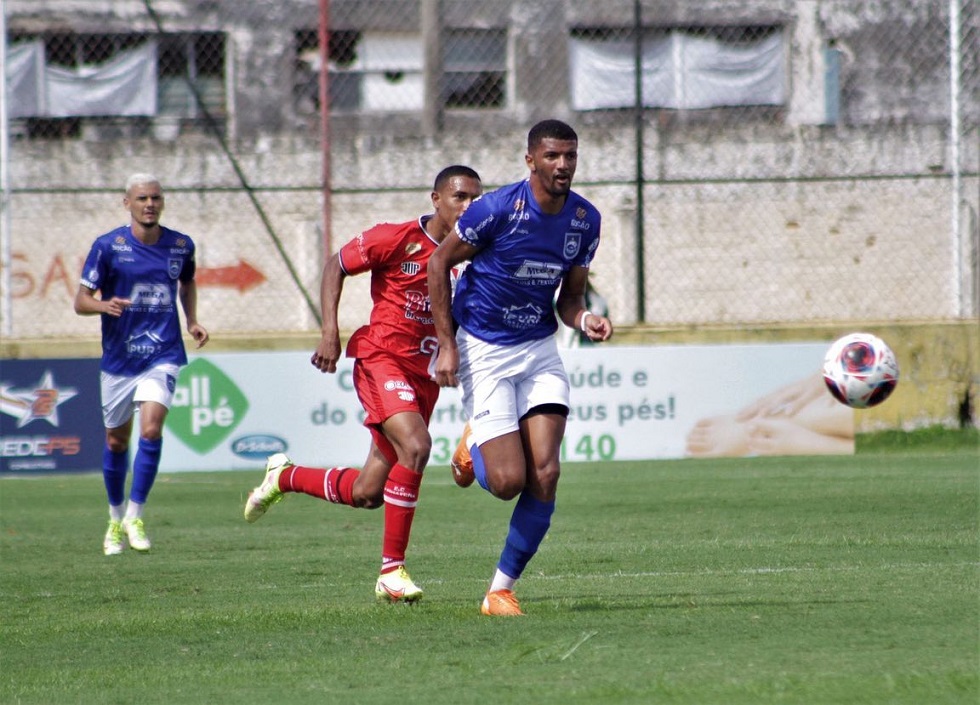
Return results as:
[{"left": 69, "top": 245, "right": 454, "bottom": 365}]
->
[
  {"left": 472, "top": 442, "right": 490, "bottom": 492},
  {"left": 497, "top": 492, "right": 555, "bottom": 580},
  {"left": 130, "top": 437, "right": 162, "bottom": 504},
  {"left": 102, "top": 445, "right": 128, "bottom": 507}
]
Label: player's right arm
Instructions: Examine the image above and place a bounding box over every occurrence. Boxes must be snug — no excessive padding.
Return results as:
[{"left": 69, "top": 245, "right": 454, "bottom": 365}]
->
[
  {"left": 428, "top": 230, "right": 478, "bottom": 388},
  {"left": 312, "top": 253, "right": 345, "bottom": 373},
  {"left": 73, "top": 284, "right": 130, "bottom": 317}
]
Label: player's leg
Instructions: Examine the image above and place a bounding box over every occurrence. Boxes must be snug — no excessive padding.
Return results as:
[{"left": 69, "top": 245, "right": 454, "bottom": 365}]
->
[
  {"left": 99, "top": 372, "right": 136, "bottom": 555},
  {"left": 482, "top": 338, "right": 569, "bottom": 616},
  {"left": 121, "top": 365, "right": 180, "bottom": 552},
  {"left": 370, "top": 363, "right": 438, "bottom": 603},
  {"left": 244, "top": 443, "right": 388, "bottom": 521}
]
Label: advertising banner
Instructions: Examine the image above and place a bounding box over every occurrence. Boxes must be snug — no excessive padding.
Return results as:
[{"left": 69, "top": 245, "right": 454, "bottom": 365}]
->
[
  {"left": 157, "top": 342, "right": 850, "bottom": 473},
  {"left": 0, "top": 358, "right": 105, "bottom": 473}
]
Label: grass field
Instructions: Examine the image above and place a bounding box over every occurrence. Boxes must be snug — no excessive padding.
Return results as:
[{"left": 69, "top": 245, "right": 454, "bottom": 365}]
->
[{"left": 1, "top": 432, "right": 977, "bottom": 704}]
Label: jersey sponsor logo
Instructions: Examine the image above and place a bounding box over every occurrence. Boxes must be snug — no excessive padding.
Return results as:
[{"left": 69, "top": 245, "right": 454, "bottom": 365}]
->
[
  {"left": 169, "top": 247, "right": 189, "bottom": 255},
  {"left": 175, "top": 237, "right": 187, "bottom": 247},
  {"left": 402, "top": 261, "right": 421, "bottom": 276},
  {"left": 508, "top": 211, "right": 530, "bottom": 222},
  {"left": 514, "top": 260, "right": 563, "bottom": 281},
  {"left": 563, "top": 233, "right": 582, "bottom": 259},
  {"left": 502, "top": 302, "right": 545, "bottom": 329},
  {"left": 124, "top": 330, "right": 166, "bottom": 357},
  {"left": 576, "top": 207, "right": 587, "bottom": 219},
  {"left": 130, "top": 282, "right": 173, "bottom": 309},
  {"left": 570, "top": 218, "right": 591, "bottom": 230},
  {"left": 404, "top": 289, "right": 433, "bottom": 326},
  {"left": 111, "top": 243, "right": 133, "bottom": 252},
  {"left": 469, "top": 213, "right": 495, "bottom": 236},
  {"left": 168, "top": 258, "right": 183, "bottom": 279}
]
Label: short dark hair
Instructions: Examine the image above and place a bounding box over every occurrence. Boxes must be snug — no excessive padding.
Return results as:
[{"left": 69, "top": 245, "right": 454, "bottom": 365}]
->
[
  {"left": 433, "top": 165, "right": 481, "bottom": 191},
  {"left": 527, "top": 119, "right": 578, "bottom": 151}
]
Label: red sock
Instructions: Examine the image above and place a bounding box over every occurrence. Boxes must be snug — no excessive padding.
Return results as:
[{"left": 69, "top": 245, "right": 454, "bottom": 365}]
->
[
  {"left": 279, "top": 464, "right": 359, "bottom": 505},
  {"left": 380, "top": 464, "right": 422, "bottom": 574}
]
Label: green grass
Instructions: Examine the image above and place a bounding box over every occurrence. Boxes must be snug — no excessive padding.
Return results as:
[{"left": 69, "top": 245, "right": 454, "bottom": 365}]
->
[{"left": 2, "top": 443, "right": 977, "bottom": 704}]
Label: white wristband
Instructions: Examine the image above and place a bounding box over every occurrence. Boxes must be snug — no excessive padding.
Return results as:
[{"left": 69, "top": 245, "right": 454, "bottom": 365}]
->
[{"left": 579, "top": 310, "right": 594, "bottom": 333}]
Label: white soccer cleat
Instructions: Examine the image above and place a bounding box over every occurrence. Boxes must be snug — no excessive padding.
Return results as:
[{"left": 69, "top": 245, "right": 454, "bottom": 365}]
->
[
  {"left": 122, "top": 517, "right": 151, "bottom": 552},
  {"left": 103, "top": 519, "right": 125, "bottom": 556},
  {"left": 375, "top": 566, "right": 424, "bottom": 603},
  {"left": 244, "top": 453, "right": 291, "bottom": 523}
]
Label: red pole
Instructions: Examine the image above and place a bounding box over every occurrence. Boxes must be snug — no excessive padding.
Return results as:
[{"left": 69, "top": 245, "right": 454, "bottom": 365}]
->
[{"left": 318, "top": 0, "right": 331, "bottom": 257}]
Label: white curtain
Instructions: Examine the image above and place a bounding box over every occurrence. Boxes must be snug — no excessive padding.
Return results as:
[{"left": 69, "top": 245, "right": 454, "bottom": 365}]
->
[
  {"left": 570, "top": 30, "right": 785, "bottom": 111},
  {"left": 6, "top": 41, "right": 45, "bottom": 118},
  {"left": 5, "top": 40, "right": 158, "bottom": 118}
]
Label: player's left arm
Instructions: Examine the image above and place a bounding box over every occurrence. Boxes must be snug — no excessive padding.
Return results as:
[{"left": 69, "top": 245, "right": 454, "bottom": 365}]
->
[
  {"left": 556, "top": 266, "right": 612, "bottom": 343},
  {"left": 178, "top": 279, "right": 209, "bottom": 348}
]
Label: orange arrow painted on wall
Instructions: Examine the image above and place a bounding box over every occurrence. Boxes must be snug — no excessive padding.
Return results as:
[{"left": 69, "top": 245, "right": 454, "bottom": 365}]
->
[{"left": 196, "top": 259, "right": 266, "bottom": 292}]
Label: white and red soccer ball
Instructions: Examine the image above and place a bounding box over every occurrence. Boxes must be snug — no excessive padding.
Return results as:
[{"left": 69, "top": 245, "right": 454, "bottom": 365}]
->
[{"left": 822, "top": 333, "right": 899, "bottom": 409}]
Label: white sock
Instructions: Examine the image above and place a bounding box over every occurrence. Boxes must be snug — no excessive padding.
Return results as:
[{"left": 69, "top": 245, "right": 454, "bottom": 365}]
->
[
  {"left": 109, "top": 504, "right": 124, "bottom": 522},
  {"left": 124, "top": 501, "right": 143, "bottom": 521},
  {"left": 488, "top": 569, "right": 517, "bottom": 594}
]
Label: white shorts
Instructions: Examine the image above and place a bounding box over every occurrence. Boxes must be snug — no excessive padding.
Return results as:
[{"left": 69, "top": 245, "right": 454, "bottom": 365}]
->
[
  {"left": 456, "top": 327, "right": 569, "bottom": 446},
  {"left": 100, "top": 363, "right": 180, "bottom": 429}
]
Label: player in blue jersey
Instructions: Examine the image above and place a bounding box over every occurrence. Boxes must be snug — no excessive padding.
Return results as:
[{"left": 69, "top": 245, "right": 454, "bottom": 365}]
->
[
  {"left": 428, "top": 119, "right": 613, "bottom": 616},
  {"left": 74, "top": 174, "right": 209, "bottom": 555}
]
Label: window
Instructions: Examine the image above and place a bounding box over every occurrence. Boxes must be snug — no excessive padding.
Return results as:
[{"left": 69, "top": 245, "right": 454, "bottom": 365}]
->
[
  {"left": 294, "top": 26, "right": 507, "bottom": 114},
  {"left": 569, "top": 26, "right": 784, "bottom": 111},
  {"left": 8, "top": 32, "right": 226, "bottom": 139},
  {"left": 442, "top": 29, "right": 507, "bottom": 109}
]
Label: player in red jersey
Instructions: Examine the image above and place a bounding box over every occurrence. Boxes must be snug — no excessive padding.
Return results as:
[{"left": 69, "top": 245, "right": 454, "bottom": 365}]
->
[{"left": 244, "top": 165, "right": 482, "bottom": 602}]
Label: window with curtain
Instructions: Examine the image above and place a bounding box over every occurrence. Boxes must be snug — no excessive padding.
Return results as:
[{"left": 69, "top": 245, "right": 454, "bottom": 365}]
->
[{"left": 569, "top": 26, "right": 785, "bottom": 112}]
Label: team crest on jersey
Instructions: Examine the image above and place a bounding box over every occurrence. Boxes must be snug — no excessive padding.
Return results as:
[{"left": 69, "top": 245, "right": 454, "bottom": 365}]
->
[
  {"left": 563, "top": 232, "right": 582, "bottom": 259},
  {"left": 405, "top": 242, "right": 422, "bottom": 256},
  {"left": 402, "top": 261, "right": 421, "bottom": 276},
  {"left": 168, "top": 259, "right": 183, "bottom": 279}
]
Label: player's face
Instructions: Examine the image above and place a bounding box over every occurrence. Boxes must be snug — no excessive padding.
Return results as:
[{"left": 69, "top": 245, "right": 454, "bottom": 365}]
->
[
  {"left": 527, "top": 137, "right": 578, "bottom": 198},
  {"left": 124, "top": 182, "right": 164, "bottom": 227},
  {"left": 433, "top": 175, "right": 483, "bottom": 227}
]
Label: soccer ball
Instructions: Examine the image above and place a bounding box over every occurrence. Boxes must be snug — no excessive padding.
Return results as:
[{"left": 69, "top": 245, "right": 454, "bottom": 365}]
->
[{"left": 822, "top": 333, "right": 899, "bottom": 409}]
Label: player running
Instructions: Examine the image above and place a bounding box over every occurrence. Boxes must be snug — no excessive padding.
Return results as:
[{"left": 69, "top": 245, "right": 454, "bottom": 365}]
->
[
  {"left": 244, "top": 165, "right": 482, "bottom": 603},
  {"left": 428, "top": 120, "right": 613, "bottom": 616}
]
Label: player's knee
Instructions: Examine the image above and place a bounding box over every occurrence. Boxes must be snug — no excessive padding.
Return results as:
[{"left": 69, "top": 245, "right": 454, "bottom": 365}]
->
[
  {"left": 396, "top": 434, "right": 432, "bottom": 471},
  {"left": 351, "top": 488, "right": 384, "bottom": 509},
  {"left": 105, "top": 437, "right": 128, "bottom": 453},
  {"left": 488, "top": 470, "right": 526, "bottom": 500}
]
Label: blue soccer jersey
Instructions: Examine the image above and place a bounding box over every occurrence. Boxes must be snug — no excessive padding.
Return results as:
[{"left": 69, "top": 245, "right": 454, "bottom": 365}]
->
[
  {"left": 452, "top": 179, "right": 601, "bottom": 345},
  {"left": 79, "top": 225, "right": 197, "bottom": 375}
]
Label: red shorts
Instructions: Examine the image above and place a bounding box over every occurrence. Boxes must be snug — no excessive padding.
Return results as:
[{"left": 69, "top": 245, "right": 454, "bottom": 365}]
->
[{"left": 352, "top": 354, "right": 439, "bottom": 463}]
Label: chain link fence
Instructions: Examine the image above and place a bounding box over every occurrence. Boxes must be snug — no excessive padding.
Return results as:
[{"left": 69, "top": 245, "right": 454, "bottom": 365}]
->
[{"left": 1, "top": 0, "right": 978, "bottom": 341}]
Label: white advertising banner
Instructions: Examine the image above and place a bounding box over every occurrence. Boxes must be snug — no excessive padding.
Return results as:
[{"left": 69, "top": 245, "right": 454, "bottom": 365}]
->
[{"left": 159, "top": 342, "right": 852, "bottom": 473}]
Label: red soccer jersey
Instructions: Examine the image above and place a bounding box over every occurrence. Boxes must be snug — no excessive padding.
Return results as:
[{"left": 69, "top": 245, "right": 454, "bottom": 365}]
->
[{"left": 339, "top": 217, "right": 440, "bottom": 379}]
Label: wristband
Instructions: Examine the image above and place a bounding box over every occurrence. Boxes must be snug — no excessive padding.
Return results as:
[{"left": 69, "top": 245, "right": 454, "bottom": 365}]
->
[{"left": 579, "top": 310, "right": 594, "bottom": 333}]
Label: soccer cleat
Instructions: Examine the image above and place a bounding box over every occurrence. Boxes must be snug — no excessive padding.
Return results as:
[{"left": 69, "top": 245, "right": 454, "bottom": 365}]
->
[
  {"left": 481, "top": 589, "right": 525, "bottom": 617},
  {"left": 450, "top": 423, "right": 475, "bottom": 488},
  {"left": 244, "top": 453, "right": 290, "bottom": 523},
  {"left": 375, "top": 566, "right": 424, "bottom": 603},
  {"left": 103, "top": 519, "right": 125, "bottom": 556},
  {"left": 122, "top": 517, "right": 151, "bottom": 552}
]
